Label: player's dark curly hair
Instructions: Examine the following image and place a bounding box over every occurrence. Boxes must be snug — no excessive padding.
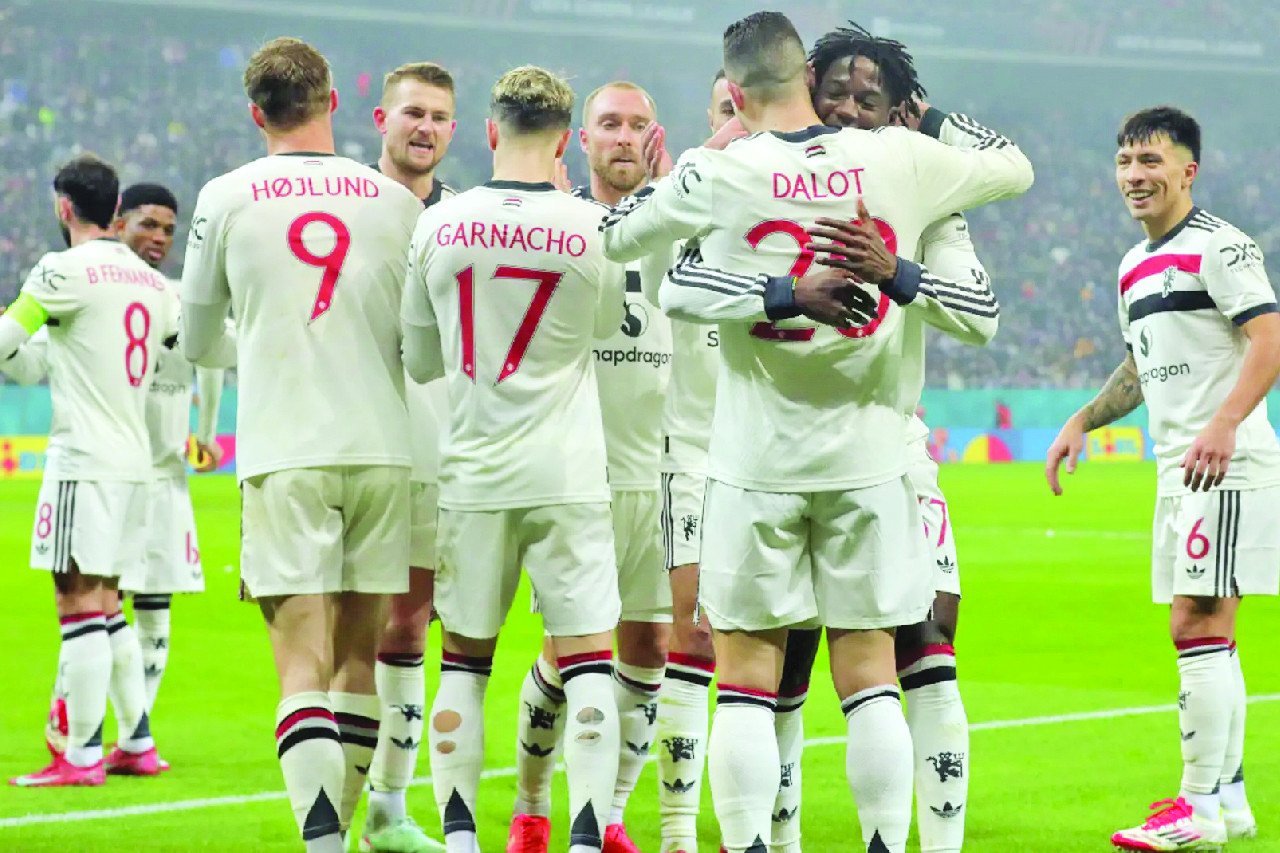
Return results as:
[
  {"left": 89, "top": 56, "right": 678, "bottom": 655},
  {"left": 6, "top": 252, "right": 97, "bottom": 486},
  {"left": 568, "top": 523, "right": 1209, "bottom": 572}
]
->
[{"left": 808, "top": 21, "right": 927, "bottom": 118}]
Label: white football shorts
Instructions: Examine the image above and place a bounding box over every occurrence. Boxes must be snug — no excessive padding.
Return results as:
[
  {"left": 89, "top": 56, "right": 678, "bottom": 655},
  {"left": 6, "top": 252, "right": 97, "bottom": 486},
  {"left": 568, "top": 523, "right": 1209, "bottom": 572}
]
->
[
  {"left": 239, "top": 465, "right": 410, "bottom": 598},
  {"left": 409, "top": 480, "right": 439, "bottom": 571},
  {"left": 1151, "top": 485, "right": 1280, "bottom": 604},
  {"left": 122, "top": 474, "right": 204, "bottom": 594},
  {"left": 613, "top": 488, "right": 672, "bottom": 623},
  {"left": 699, "top": 475, "right": 934, "bottom": 632},
  {"left": 661, "top": 471, "right": 707, "bottom": 570},
  {"left": 30, "top": 478, "right": 148, "bottom": 580},
  {"left": 906, "top": 445, "right": 961, "bottom": 597},
  {"left": 435, "top": 502, "right": 620, "bottom": 640}
]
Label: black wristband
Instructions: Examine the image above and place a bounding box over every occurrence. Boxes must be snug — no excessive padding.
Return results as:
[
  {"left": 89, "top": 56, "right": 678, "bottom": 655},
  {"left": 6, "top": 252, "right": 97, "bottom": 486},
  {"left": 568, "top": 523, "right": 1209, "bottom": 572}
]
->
[
  {"left": 918, "top": 107, "right": 947, "bottom": 139},
  {"left": 763, "top": 275, "right": 803, "bottom": 320}
]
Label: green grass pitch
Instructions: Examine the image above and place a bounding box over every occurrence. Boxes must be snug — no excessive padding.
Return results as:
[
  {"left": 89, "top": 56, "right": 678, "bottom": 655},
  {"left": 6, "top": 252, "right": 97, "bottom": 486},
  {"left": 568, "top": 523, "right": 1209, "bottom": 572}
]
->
[{"left": 1, "top": 463, "right": 1278, "bottom": 851}]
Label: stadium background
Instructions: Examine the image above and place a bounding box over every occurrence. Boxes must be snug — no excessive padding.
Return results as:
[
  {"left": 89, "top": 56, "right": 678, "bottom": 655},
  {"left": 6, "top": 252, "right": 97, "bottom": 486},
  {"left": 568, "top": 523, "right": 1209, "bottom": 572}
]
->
[{"left": 3, "top": 1, "right": 1280, "bottom": 851}]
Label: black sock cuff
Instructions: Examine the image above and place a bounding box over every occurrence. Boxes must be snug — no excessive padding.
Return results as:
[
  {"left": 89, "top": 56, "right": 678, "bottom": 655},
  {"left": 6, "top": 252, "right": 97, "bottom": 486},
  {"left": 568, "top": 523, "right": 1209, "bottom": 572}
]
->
[{"left": 841, "top": 686, "right": 900, "bottom": 718}]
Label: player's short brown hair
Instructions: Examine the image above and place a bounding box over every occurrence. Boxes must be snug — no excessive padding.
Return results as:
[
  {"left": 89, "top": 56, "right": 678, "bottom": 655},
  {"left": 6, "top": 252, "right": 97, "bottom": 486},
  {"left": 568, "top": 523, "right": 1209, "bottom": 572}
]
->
[
  {"left": 243, "top": 37, "right": 332, "bottom": 131},
  {"left": 382, "top": 62, "right": 455, "bottom": 106},
  {"left": 581, "top": 81, "right": 656, "bottom": 126},
  {"left": 723, "top": 11, "right": 807, "bottom": 99},
  {"left": 490, "top": 65, "right": 574, "bottom": 134}
]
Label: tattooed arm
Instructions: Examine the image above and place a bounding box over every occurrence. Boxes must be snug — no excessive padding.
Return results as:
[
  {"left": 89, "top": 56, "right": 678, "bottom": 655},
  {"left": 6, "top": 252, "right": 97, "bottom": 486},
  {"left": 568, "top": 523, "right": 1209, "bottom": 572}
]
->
[
  {"left": 1045, "top": 352, "right": 1143, "bottom": 495},
  {"left": 1078, "top": 352, "right": 1143, "bottom": 430}
]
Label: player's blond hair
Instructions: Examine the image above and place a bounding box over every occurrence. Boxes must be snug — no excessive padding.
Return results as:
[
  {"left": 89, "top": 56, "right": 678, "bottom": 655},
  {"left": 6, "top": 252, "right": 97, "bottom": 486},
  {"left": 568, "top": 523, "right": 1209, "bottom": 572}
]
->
[
  {"left": 490, "top": 65, "right": 575, "bottom": 134},
  {"left": 581, "top": 81, "right": 657, "bottom": 126},
  {"left": 382, "top": 62, "right": 455, "bottom": 106},
  {"left": 243, "top": 37, "right": 332, "bottom": 131}
]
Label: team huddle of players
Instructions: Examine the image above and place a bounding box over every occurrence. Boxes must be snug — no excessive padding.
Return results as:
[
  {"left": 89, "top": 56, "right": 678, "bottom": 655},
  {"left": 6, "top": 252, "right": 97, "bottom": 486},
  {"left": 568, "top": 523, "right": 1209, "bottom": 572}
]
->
[{"left": 3, "top": 8, "right": 1278, "bottom": 853}]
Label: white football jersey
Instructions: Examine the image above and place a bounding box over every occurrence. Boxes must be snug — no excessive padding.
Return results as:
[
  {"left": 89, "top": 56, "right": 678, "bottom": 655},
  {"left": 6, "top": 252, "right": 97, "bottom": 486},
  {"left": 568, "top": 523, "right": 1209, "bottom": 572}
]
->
[
  {"left": 1118, "top": 207, "right": 1280, "bottom": 495},
  {"left": 604, "top": 122, "right": 1031, "bottom": 491},
  {"left": 391, "top": 176, "right": 459, "bottom": 488},
  {"left": 402, "top": 180, "right": 626, "bottom": 510},
  {"left": 405, "top": 378, "right": 447, "bottom": 484},
  {"left": 146, "top": 279, "right": 194, "bottom": 475},
  {"left": 181, "top": 154, "right": 423, "bottom": 480},
  {"left": 664, "top": 313, "right": 719, "bottom": 475},
  {"left": 574, "top": 187, "right": 673, "bottom": 490},
  {"left": 19, "top": 239, "right": 178, "bottom": 481},
  {"left": 595, "top": 263, "right": 672, "bottom": 490}
]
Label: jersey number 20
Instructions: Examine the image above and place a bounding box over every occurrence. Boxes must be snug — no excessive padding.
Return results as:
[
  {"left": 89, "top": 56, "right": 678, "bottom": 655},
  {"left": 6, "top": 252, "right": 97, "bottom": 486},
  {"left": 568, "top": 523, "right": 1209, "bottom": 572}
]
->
[{"left": 746, "top": 218, "right": 895, "bottom": 342}]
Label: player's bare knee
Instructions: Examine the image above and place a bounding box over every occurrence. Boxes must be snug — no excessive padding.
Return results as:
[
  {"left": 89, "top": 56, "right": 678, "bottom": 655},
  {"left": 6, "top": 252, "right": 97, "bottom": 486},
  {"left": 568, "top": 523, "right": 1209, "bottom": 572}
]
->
[{"left": 380, "top": 620, "right": 425, "bottom": 654}]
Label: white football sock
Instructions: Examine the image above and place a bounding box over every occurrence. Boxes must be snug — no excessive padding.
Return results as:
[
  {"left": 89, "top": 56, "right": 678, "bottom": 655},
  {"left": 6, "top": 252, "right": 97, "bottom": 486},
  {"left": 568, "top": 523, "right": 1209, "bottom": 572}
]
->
[
  {"left": 366, "top": 652, "right": 425, "bottom": 829},
  {"left": 900, "top": 643, "right": 968, "bottom": 853},
  {"left": 843, "top": 685, "right": 913, "bottom": 853},
  {"left": 1219, "top": 642, "right": 1250, "bottom": 815},
  {"left": 657, "top": 653, "right": 714, "bottom": 852},
  {"left": 331, "top": 691, "right": 380, "bottom": 831},
  {"left": 132, "top": 594, "right": 171, "bottom": 711},
  {"left": 709, "top": 685, "right": 778, "bottom": 853},
  {"left": 771, "top": 683, "right": 806, "bottom": 853},
  {"left": 513, "top": 654, "right": 566, "bottom": 817},
  {"left": 611, "top": 661, "right": 663, "bottom": 825},
  {"left": 560, "top": 652, "right": 620, "bottom": 853},
  {"left": 276, "top": 691, "right": 344, "bottom": 847},
  {"left": 1175, "top": 637, "right": 1232, "bottom": 818},
  {"left": 60, "top": 612, "right": 111, "bottom": 767},
  {"left": 106, "top": 612, "right": 154, "bottom": 753},
  {"left": 429, "top": 653, "right": 490, "bottom": 853}
]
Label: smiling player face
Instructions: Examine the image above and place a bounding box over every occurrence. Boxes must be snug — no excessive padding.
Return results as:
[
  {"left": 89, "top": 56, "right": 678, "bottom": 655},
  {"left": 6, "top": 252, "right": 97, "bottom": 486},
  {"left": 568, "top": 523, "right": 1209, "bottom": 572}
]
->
[
  {"left": 1115, "top": 133, "right": 1196, "bottom": 229},
  {"left": 813, "top": 55, "right": 894, "bottom": 131}
]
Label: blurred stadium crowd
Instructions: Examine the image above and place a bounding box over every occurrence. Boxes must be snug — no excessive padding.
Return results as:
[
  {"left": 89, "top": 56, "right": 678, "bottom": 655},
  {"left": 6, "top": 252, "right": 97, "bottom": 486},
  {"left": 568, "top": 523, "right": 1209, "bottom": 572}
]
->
[{"left": 3, "top": 13, "right": 1278, "bottom": 388}]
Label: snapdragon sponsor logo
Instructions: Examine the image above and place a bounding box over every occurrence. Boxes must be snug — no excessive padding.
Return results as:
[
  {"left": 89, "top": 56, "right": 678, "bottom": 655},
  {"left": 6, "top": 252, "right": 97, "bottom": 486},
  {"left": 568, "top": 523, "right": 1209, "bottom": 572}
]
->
[
  {"left": 1138, "top": 363, "right": 1191, "bottom": 385},
  {"left": 594, "top": 347, "right": 671, "bottom": 368}
]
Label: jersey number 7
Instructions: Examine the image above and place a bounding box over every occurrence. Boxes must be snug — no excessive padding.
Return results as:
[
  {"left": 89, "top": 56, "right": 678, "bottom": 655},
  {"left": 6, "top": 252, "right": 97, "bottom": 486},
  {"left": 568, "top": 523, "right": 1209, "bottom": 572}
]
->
[{"left": 456, "top": 265, "right": 563, "bottom": 384}]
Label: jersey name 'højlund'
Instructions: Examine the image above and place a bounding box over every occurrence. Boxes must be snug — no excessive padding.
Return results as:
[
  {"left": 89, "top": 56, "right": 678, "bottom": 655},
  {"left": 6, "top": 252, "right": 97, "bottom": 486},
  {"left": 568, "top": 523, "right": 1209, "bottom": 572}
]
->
[
  {"left": 182, "top": 154, "right": 423, "bottom": 481},
  {"left": 1118, "top": 207, "right": 1280, "bottom": 495},
  {"left": 20, "top": 239, "right": 177, "bottom": 481},
  {"left": 403, "top": 182, "right": 626, "bottom": 510}
]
